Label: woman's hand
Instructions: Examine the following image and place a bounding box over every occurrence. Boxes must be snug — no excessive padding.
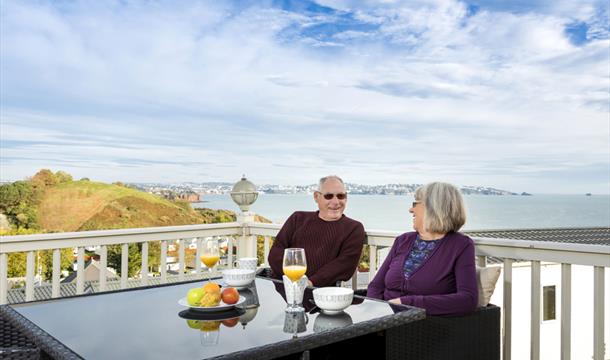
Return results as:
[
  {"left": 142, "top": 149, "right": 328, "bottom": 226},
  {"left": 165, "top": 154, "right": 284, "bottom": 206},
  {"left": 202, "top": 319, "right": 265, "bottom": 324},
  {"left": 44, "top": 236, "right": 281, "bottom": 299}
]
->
[{"left": 389, "top": 298, "right": 402, "bottom": 305}]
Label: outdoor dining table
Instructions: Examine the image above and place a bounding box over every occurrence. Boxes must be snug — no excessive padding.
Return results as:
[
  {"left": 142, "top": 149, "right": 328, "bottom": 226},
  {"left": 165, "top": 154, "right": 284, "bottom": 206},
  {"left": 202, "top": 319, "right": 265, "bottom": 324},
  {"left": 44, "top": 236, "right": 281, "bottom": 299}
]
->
[{"left": 2, "top": 275, "right": 425, "bottom": 359}]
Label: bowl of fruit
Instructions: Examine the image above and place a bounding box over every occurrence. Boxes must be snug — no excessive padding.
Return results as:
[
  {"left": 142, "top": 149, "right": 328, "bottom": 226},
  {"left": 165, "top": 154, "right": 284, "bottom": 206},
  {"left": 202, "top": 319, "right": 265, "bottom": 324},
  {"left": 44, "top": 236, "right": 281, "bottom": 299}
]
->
[{"left": 180, "top": 282, "right": 245, "bottom": 312}]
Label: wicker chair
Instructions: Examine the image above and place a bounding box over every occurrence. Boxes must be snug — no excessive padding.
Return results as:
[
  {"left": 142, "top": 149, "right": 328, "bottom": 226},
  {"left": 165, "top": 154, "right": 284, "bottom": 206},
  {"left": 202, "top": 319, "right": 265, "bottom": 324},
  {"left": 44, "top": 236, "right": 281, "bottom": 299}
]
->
[
  {"left": 385, "top": 304, "right": 501, "bottom": 360},
  {"left": 0, "top": 312, "right": 42, "bottom": 360},
  {"left": 262, "top": 269, "right": 500, "bottom": 359}
]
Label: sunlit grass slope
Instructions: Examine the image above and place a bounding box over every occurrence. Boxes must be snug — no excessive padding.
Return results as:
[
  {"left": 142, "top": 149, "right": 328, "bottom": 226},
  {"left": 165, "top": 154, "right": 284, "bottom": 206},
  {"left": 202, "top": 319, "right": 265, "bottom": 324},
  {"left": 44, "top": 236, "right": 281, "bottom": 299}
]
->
[{"left": 38, "top": 180, "right": 206, "bottom": 232}]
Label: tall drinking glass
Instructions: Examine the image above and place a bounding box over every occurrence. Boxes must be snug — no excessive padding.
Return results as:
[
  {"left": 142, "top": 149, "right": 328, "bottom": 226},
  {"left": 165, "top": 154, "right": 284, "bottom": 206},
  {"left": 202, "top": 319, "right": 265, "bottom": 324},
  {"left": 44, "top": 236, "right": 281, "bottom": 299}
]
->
[
  {"left": 200, "top": 238, "right": 220, "bottom": 282},
  {"left": 283, "top": 248, "right": 307, "bottom": 312}
]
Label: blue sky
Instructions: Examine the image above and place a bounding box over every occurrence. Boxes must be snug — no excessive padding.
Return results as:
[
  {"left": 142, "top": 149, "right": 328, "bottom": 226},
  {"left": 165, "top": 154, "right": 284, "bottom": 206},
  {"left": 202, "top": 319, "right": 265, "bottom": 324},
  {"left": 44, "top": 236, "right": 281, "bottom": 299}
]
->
[{"left": 1, "top": 0, "right": 608, "bottom": 194}]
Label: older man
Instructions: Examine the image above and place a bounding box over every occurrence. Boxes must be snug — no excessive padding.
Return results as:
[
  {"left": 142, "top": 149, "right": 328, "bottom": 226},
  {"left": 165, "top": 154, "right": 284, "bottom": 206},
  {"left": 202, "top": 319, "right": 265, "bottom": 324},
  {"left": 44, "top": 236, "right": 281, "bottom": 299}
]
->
[{"left": 267, "top": 175, "right": 366, "bottom": 287}]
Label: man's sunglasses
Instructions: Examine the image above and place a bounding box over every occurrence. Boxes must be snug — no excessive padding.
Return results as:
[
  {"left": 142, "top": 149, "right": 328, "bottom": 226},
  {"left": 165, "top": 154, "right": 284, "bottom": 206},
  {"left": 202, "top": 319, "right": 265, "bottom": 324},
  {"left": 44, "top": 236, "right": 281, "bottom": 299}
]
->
[{"left": 318, "top": 192, "right": 347, "bottom": 200}]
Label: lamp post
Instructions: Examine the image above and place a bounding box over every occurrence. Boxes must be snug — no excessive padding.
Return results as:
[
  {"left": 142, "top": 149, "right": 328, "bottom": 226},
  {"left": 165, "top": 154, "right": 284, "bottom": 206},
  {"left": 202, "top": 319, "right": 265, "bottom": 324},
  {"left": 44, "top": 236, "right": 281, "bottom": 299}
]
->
[{"left": 230, "top": 175, "right": 259, "bottom": 259}]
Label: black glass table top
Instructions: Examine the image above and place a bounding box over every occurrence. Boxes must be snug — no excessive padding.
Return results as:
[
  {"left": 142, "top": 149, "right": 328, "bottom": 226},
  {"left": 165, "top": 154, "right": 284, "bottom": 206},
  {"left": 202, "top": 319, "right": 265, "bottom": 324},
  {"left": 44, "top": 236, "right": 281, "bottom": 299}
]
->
[{"left": 10, "top": 277, "right": 424, "bottom": 359}]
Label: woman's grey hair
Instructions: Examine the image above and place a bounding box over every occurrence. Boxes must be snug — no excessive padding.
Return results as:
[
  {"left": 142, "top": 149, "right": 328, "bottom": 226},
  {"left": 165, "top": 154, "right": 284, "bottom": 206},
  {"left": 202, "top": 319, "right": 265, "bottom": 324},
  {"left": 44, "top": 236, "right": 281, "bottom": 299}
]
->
[
  {"left": 414, "top": 182, "right": 466, "bottom": 233},
  {"left": 318, "top": 175, "right": 344, "bottom": 191}
]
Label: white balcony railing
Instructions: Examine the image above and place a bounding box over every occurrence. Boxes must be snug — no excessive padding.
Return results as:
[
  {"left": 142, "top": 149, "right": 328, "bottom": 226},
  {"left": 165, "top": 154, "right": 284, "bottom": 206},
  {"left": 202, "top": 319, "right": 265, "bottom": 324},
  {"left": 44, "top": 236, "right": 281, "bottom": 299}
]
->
[{"left": 1, "top": 221, "right": 608, "bottom": 360}]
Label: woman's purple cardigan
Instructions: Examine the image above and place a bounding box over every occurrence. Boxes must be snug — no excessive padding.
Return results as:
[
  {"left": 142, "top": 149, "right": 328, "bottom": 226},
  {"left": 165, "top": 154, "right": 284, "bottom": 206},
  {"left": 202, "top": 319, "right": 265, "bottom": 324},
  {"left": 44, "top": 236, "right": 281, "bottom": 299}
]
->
[{"left": 367, "top": 231, "right": 478, "bottom": 316}]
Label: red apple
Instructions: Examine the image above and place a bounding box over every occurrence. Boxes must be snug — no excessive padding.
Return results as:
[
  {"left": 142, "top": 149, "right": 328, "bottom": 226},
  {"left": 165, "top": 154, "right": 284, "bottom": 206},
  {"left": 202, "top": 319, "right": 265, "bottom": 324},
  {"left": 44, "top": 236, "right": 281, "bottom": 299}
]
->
[
  {"left": 221, "top": 287, "right": 239, "bottom": 305},
  {"left": 222, "top": 317, "right": 239, "bottom": 327}
]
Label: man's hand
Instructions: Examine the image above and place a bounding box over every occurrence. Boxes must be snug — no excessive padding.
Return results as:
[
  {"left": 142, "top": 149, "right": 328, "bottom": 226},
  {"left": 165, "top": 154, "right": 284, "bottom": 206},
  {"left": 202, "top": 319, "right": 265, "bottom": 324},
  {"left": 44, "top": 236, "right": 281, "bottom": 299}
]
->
[
  {"left": 389, "top": 298, "right": 402, "bottom": 305},
  {"left": 307, "top": 280, "right": 313, "bottom": 287}
]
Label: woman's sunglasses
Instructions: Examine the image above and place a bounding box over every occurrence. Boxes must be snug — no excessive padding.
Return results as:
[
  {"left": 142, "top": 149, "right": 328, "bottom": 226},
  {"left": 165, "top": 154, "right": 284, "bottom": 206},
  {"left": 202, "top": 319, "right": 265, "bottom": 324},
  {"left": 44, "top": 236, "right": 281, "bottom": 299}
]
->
[{"left": 318, "top": 192, "right": 347, "bottom": 200}]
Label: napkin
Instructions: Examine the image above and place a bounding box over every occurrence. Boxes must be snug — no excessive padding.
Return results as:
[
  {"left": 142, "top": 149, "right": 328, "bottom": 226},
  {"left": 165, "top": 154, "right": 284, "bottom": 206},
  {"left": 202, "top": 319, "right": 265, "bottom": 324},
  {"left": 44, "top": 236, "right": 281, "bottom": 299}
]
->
[{"left": 282, "top": 275, "right": 308, "bottom": 305}]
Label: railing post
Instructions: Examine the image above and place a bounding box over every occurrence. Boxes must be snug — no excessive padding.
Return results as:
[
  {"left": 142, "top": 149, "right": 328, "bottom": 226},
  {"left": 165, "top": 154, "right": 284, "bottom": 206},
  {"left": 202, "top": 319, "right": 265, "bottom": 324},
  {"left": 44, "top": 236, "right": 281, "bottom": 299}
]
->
[
  {"left": 26, "top": 251, "right": 35, "bottom": 301},
  {"left": 178, "top": 239, "right": 185, "bottom": 281},
  {"left": 195, "top": 238, "right": 201, "bottom": 274},
  {"left": 263, "top": 236, "right": 270, "bottom": 267},
  {"left": 503, "top": 259, "right": 513, "bottom": 360},
  {"left": 52, "top": 249, "right": 60, "bottom": 298},
  {"left": 237, "top": 212, "right": 256, "bottom": 258},
  {"left": 121, "top": 243, "right": 128, "bottom": 289},
  {"left": 369, "top": 245, "right": 377, "bottom": 283},
  {"left": 0, "top": 253, "right": 7, "bottom": 304},
  {"left": 76, "top": 247, "right": 84, "bottom": 295},
  {"left": 561, "top": 263, "right": 571, "bottom": 360},
  {"left": 160, "top": 240, "right": 167, "bottom": 283},
  {"left": 593, "top": 266, "right": 605, "bottom": 360},
  {"left": 227, "top": 237, "right": 234, "bottom": 269},
  {"left": 141, "top": 242, "right": 148, "bottom": 286},
  {"left": 531, "top": 260, "right": 541, "bottom": 360},
  {"left": 99, "top": 246, "right": 107, "bottom": 292}
]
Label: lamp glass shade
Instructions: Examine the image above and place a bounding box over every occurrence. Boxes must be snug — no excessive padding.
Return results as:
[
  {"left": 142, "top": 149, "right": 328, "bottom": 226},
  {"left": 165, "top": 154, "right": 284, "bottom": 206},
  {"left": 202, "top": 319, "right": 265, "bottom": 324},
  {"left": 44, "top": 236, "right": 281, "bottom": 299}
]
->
[{"left": 230, "top": 176, "right": 258, "bottom": 212}]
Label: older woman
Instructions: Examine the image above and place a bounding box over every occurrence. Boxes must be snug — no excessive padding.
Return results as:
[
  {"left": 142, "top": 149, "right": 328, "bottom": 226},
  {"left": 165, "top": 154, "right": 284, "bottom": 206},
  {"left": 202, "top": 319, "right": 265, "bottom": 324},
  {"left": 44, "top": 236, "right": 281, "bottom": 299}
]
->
[{"left": 366, "top": 182, "right": 477, "bottom": 316}]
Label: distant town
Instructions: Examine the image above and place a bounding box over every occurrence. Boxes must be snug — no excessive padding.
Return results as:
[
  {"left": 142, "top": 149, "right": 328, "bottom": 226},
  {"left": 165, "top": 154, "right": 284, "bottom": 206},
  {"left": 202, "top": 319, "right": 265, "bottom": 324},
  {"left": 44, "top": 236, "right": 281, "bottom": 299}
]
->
[{"left": 129, "top": 182, "right": 529, "bottom": 202}]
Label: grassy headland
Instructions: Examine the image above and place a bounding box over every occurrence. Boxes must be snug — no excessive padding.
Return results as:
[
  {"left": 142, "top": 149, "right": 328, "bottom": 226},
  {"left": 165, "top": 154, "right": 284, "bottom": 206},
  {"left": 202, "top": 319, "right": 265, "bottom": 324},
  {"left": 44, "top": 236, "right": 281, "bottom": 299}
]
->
[
  {"left": 1, "top": 169, "right": 269, "bottom": 234},
  {"left": 39, "top": 180, "right": 208, "bottom": 231}
]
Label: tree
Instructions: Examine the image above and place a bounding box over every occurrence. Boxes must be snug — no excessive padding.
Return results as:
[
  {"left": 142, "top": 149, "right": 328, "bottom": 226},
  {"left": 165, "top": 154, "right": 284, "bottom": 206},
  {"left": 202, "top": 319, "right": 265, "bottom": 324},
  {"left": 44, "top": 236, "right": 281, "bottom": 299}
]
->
[
  {"left": 147, "top": 241, "right": 161, "bottom": 274},
  {"left": 39, "top": 248, "right": 74, "bottom": 280},
  {"left": 54, "top": 171, "right": 73, "bottom": 183},
  {"left": 29, "top": 169, "right": 73, "bottom": 190},
  {"left": 107, "top": 243, "right": 142, "bottom": 277},
  {"left": 7, "top": 250, "right": 73, "bottom": 280},
  {"left": 30, "top": 169, "right": 58, "bottom": 190},
  {"left": 7, "top": 252, "right": 26, "bottom": 278},
  {"left": 0, "top": 181, "right": 39, "bottom": 229}
]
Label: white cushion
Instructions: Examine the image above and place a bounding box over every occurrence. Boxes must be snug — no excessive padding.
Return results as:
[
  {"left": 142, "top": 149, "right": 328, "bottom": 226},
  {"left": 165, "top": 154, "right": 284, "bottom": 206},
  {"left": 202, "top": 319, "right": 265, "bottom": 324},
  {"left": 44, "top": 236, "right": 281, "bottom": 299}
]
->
[{"left": 476, "top": 266, "right": 501, "bottom": 307}]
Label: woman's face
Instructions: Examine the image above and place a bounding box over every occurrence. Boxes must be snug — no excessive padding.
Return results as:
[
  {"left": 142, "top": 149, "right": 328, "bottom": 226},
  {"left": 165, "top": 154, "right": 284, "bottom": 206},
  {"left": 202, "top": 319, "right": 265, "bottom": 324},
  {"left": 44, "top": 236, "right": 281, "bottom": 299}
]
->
[{"left": 409, "top": 199, "right": 425, "bottom": 233}]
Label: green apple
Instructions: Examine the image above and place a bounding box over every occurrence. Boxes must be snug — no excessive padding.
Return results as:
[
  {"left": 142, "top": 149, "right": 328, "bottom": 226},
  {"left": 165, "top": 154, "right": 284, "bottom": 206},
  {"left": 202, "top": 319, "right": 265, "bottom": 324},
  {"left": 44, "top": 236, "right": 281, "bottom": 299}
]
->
[
  {"left": 186, "top": 320, "right": 201, "bottom": 329},
  {"left": 187, "top": 287, "right": 205, "bottom": 306}
]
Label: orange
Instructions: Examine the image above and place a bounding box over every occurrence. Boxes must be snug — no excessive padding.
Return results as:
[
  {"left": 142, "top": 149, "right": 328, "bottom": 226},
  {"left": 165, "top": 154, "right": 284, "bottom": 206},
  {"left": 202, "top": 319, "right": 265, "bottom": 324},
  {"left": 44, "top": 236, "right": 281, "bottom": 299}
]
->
[
  {"left": 203, "top": 282, "right": 221, "bottom": 294},
  {"left": 200, "top": 321, "right": 221, "bottom": 332}
]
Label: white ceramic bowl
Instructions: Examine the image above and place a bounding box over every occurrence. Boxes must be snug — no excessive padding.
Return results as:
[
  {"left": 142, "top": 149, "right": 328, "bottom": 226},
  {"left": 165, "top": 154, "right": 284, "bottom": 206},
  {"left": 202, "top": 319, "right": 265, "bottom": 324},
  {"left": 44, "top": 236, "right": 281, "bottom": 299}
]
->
[
  {"left": 312, "top": 287, "right": 354, "bottom": 314},
  {"left": 222, "top": 269, "right": 255, "bottom": 287}
]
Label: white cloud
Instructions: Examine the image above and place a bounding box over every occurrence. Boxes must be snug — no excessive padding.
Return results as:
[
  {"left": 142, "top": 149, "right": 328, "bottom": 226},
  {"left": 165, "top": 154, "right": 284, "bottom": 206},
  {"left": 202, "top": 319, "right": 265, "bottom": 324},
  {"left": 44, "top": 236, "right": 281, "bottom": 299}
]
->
[{"left": 0, "top": 0, "right": 608, "bottom": 193}]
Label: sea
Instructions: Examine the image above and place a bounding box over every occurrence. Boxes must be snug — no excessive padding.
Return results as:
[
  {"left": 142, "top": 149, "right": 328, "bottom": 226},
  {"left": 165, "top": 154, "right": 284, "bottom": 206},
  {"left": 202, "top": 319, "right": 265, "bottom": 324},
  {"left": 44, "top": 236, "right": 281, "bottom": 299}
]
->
[{"left": 193, "top": 194, "right": 610, "bottom": 232}]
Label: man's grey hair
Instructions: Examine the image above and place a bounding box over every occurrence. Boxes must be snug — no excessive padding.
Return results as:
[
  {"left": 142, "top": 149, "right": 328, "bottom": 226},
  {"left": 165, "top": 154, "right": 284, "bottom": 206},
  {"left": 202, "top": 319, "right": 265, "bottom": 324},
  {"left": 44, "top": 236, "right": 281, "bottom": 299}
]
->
[
  {"left": 414, "top": 182, "right": 466, "bottom": 233},
  {"left": 318, "top": 175, "right": 344, "bottom": 191}
]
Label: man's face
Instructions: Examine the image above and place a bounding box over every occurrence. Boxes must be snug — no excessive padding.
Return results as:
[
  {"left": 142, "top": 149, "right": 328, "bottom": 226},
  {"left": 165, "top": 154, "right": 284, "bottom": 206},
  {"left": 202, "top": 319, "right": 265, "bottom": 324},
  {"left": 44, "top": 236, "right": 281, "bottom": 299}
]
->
[{"left": 314, "top": 178, "right": 347, "bottom": 221}]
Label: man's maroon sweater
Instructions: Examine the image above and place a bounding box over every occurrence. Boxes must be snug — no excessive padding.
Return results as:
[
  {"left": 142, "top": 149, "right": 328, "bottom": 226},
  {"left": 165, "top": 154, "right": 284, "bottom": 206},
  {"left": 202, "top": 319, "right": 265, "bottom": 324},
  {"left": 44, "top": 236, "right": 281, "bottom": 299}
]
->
[{"left": 267, "top": 211, "right": 365, "bottom": 287}]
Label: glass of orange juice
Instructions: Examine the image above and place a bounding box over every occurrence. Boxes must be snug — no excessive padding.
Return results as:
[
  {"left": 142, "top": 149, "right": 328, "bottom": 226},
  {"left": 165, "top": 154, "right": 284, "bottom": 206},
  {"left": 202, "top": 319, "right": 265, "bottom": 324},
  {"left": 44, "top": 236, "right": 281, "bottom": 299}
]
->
[
  {"left": 283, "top": 248, "right": 307, "bottom": 312},
  {"left": 201, "top": 238, "right": 220, "bottom": 282}
]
